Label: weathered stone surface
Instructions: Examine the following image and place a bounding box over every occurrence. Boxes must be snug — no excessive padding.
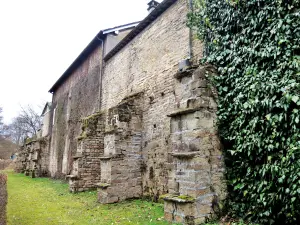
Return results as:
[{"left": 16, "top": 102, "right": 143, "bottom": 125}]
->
[
  {"left": 15, "top": 137, "right": 50, "bottom": 178},
  {"left": 163, "top": 63, "right": 226, "bottom": 224},
  {"left": 16, "top": 0, "right": 227, "bottom": 224}
]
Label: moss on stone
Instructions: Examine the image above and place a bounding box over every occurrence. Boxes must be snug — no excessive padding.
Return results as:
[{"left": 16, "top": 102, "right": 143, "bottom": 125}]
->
[
  {"left": 25, "top": 137, "right": 36, "bottom": 144},
  {"left": 78, "top": 111, "right": 104, "bottom": 140},
  {"left": 77, "top": 131, "right": 87, "bottom": 141},
  {"left": 160, "top": 194, "right": 195, "bottom": 203},
  {"left": 177, "top": 195, "right": 195, "bottom": 201}
]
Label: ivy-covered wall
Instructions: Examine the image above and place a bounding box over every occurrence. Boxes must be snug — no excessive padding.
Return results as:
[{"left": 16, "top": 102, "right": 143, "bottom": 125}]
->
[{"left": 189, "top": 0, "right": 300, "bottom": 224}]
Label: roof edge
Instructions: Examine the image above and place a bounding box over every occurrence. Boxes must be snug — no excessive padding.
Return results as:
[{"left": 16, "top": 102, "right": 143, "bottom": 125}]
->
[
  {"left": 49, "top": 21, "right": 141, "bottom": 93},
  {"left": 104, "top": 0, "right": 177, "bottom": 62},
  {"left": 49, "top": 31, "right": 104, "bottom": 93}
]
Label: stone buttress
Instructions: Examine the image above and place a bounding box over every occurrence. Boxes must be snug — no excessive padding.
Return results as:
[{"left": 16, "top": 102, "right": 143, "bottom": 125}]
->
[
  {"left": 16, "top": 138, "right": 50, "bottom": 178},
  {"left": 97, "top": 93, "right": 144, "bottom": 203},
  {"left": 67, "top": 112, "right": 105, "bottom": 192},
  {"left": 163, "top": 65, "right": 227, "bottom": 224}
]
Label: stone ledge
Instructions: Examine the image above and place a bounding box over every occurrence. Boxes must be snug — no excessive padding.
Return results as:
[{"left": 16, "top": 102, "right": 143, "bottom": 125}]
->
[
  {"left": 100, "top": 154, "right": 125, "bottom": 161},
  {"left": 73, "top": 154, "right": 83, "bottom": 159},
  {"left": 104, "top": 129, "right": 117, "bottom": 135},
  {"left": 170, "top": 151, "right": 199, "bottom": 158},
  {"left": 167, "top": 107, "right": 201, "bottom": 117},
  {"left": 174, "top": 66, "right": 198, "bottom": 79},
  {"left": 99, "top": 156, "right": 112, "bottom": 160},
  {"left": 66, "top": 175, "right": 78, "bottom": 179},
  {"left": 96, "top": 182, "right": 110, "bottom": 189},
  {"left": 161, "top": 194, "right": 195, "bottom": 203}
]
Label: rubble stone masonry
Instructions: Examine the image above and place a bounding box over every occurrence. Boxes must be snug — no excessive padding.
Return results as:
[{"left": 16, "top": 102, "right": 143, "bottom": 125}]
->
[
  {"left": 16, "top": 137, "right": 50, "bottom": 178},
  {"left": 15, "top": 0, "right": 227, "bottom": 224},
  {"left": 102, "top": 0, "right": 198, "bottom": 198}
]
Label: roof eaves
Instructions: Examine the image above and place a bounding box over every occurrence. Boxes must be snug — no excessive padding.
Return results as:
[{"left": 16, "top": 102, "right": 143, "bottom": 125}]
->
[
  {"left": 49, "top": 20, "right": 141, "bottom": 93},
  {"left": 104, "top": 0, "right": 177, "bottom": 62},
  {"left": 102, "top": 21, "right": 140, "bottom": 34},
  {"left": 49, "top": 31, "right": 105, "bottom": 93}
]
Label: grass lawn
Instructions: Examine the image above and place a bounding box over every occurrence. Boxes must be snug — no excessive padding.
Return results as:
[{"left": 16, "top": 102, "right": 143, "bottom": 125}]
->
[{"left": 6, "top": 171, "right": 173, "bottom": 225}]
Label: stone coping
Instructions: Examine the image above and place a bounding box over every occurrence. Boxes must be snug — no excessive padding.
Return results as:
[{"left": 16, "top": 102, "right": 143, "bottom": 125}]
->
[
  {"left": 170, "top": 151, "right": 199, "bottom": 158},
  {"left": 99, "top": 156, "right": 112, "bottom": 160},
  {"left": 167, "top": 107, "right": 201, "bottom": 117},
  {"left": 96, "top": 182, "right": 111, "bottom": 189},
  {"left": 161, "top": 194, "right": 195, "bottom": 203},
  {"left": 66, "top": 174, "right": 78, "bottom": 179},
  {"left": 72, "top": 154, "right": 83, "bottom": 159}
]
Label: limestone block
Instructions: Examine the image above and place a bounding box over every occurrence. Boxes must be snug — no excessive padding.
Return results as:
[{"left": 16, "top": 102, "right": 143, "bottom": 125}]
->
[
  {"left": 196, "top": 203, "right": 213, "bottom": 215},
  {"left": 191, "top": 80, "right": 207, "bottom": 89}
]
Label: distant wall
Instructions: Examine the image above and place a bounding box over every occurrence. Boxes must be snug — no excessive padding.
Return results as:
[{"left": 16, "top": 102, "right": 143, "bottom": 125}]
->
[
  {"left": 41, "top": 110, "right": 51, "bottom": 137},
  {"left": 49, "top": 46, "right": 102, "bottom": 178},
  {"left": 0, "top": 173, "right": 7, "bottom": 225}
]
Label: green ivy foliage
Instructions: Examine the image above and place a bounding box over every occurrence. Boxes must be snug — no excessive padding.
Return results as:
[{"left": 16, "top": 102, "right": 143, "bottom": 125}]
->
[{"left": 188, "top": 0, "right": 300, "bottom": 224}]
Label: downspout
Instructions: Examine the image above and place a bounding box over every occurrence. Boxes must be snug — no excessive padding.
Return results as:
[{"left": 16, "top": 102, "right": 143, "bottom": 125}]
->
[
  {"left": 188, "top": 0, "right": 194, "bottom": 60},
  {"left": 97, "top": 36, "right": 105, "bottom": 111}
]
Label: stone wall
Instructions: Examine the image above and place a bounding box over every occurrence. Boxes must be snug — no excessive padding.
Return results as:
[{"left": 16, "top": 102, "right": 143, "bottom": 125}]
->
[
  {"left": 49, "top": 46, "right": 102, "bottom": 178},
  {"left": 22, "top": 0, "right": 228, "bottom": 223},
  {"left": 101, "top": 0, "right": 202, "bottom": 198},
  {"left": 67, "top": 112, "right": 105, "bottom": 192},
  {"left": 163, "top": 66, "right": 226, "bottom": 224},
  {"left": 41, "top": 110, "right": 51, "bottom": 137},
  {"left": 0, "top": 173, "right": 7, "bottom": 225},
  {"left": 98, "top": 93, "right": 144, "bottom": 203},
  {"left": 17, "top": 137, "right": 50, "bottom": 178}
]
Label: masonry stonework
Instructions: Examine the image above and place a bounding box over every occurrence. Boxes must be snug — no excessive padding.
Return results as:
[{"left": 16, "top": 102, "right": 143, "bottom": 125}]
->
[
  {"left": 15, "top": 0, "right": 227, "bottom": 224},
  {"left": 163, "top": 65, "right": 226, "bottom": 224},
  {"left": 102, "top": 0, "right": 195, "bottom": 199},
  {"left": 67, "top": 112, "right": 105, "bottom": 192},
  {"left": 16, "top": 137, "right": 50, "bottom": 178},
  {"left": 49, "top": 46, "right": 102, "bottom": 178}
]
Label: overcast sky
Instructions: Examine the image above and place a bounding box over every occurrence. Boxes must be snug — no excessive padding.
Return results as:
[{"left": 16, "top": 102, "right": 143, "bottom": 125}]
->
[{"left": 0, "top": 0, "right": 160, "bottom": 123}]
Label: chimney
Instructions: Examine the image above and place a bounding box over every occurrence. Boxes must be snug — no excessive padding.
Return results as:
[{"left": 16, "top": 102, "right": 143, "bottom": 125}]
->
[{"left": 147, "top": 0, "right": 159, "bottom": 13}]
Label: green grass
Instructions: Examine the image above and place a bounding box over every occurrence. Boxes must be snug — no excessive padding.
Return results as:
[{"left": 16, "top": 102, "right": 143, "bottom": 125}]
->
[{"left": 6, "top": 171, "right": 172, "bottom": 225}]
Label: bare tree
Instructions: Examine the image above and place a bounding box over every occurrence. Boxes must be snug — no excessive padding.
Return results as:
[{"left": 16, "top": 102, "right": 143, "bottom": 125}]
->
[
  {"left": 7, "top": 105, "right": 42, "bottom": 145},
  {"left": 6, "top": 118, "right": 26, "bottom": 145},
  {"left": 18, "top": 105, "right": 42, "bottom": 136},
  {"left": 0, "top": 107, "right": 3, "bottom": 135},
  {"left": 0, "top": 107, "right": 8, "bottom": 138}
]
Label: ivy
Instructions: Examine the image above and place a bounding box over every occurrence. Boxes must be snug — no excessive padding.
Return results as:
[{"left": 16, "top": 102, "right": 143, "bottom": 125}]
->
[{"left": 188, "top": 0, "right": 300, "bottom": 224}]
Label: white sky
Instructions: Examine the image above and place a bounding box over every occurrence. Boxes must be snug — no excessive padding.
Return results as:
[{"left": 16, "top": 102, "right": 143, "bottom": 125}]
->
[{"left": 0, "top": 0, "right": 160, "bottom": 123}]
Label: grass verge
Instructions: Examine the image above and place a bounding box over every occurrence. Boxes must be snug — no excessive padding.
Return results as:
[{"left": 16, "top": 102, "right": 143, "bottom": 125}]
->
[{"left": 6, "top": 171, "right": 171, "bottom": 225}]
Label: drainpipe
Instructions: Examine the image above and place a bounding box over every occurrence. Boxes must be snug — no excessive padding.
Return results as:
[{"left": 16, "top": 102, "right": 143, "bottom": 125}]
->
[
  {"left": 97, "top": 36, "right": 105, "bottom": 111},
  {"left": 188, "top": 0, "right": 194, "bottom": 60}
]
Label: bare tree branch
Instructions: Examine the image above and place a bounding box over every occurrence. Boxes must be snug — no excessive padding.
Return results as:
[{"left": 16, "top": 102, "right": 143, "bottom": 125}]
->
[{"left": 6, "top": 105, "right": 42, "bottom": 145}]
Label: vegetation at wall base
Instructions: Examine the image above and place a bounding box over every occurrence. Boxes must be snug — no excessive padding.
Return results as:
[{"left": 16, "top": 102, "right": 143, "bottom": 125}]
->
[
  {"left": 188, "top": 0, "right": 300, "bottom": 224},
  {"left": 6, "top": 171, "right": 171, "bottom": 225}
]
